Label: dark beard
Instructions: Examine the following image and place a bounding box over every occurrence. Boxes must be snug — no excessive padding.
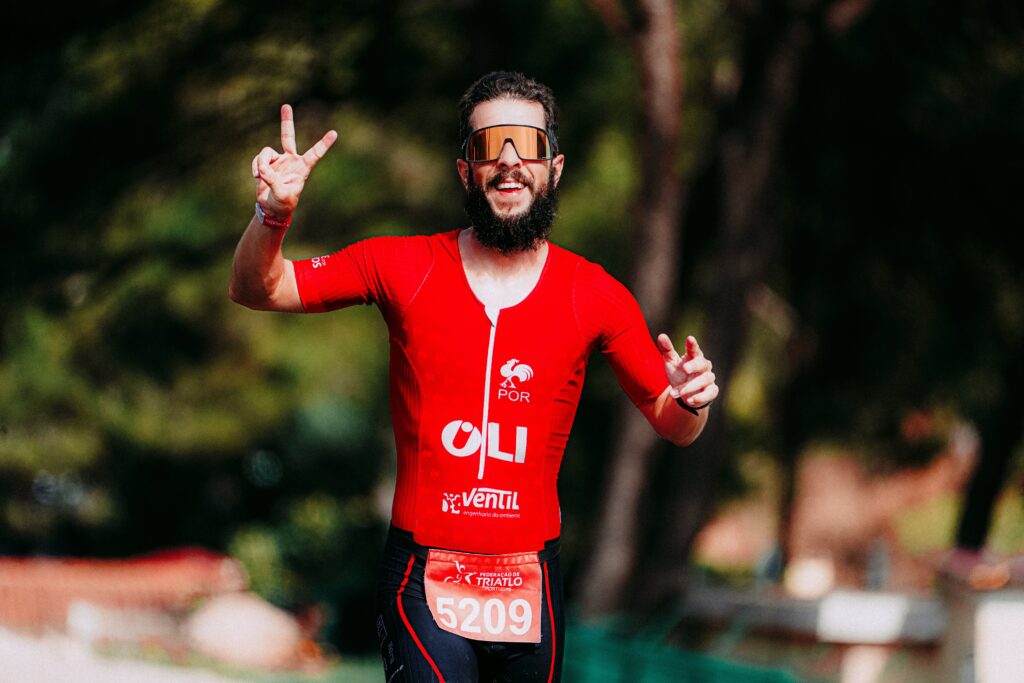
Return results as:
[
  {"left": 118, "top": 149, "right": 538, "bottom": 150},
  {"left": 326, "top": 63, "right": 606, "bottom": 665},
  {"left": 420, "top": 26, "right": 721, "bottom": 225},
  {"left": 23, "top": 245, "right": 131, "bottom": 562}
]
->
[{"left": 463, "top": 170, "right": 559, "bottom": 254}]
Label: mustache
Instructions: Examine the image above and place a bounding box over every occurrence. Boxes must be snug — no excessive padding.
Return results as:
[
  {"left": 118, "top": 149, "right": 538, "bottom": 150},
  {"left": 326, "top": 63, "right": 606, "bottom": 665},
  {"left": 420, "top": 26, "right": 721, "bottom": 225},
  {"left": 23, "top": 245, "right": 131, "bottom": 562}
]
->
[{"left": 487, "top": 170, "right": 533, "bottom": 190}]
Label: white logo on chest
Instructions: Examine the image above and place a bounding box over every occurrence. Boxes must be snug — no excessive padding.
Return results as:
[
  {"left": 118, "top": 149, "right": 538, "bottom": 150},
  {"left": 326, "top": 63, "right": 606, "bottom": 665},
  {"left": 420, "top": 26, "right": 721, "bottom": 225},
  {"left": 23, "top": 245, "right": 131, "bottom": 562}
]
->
[
  {"left": 441, "top": 420, "right": 527, "bottom": 463},
  {"left": 498, "top": 359, "right": 533, "bottom": 403}
]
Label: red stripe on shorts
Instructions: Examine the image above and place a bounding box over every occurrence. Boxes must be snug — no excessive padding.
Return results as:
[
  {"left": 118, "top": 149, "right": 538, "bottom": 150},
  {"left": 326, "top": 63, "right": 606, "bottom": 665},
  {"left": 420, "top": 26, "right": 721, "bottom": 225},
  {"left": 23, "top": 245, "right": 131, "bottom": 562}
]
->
[
  {"left": 397, "top": 553, "right": 446, "bottom": 682},
  {"left": 544, "top": 562, "right": 557, "bottom": 683}
]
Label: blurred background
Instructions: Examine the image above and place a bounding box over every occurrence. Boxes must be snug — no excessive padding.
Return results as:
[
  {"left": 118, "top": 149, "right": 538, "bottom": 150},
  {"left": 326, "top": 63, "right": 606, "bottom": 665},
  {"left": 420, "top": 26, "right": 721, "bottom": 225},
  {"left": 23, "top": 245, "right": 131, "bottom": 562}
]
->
[{"left": 2, "top": 0, "right": 1022, "bottom": 681}]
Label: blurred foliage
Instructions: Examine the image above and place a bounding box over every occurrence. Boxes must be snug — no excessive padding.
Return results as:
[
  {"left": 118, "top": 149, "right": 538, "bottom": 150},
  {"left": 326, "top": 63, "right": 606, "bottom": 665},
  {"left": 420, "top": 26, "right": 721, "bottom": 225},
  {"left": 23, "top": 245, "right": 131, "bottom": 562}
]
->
[
  {"left": 777, "top": 0, "right": 1024, "bottom": 451},
  {"left": 2, "top": 0, "right": 1023, "bottom": 654}
]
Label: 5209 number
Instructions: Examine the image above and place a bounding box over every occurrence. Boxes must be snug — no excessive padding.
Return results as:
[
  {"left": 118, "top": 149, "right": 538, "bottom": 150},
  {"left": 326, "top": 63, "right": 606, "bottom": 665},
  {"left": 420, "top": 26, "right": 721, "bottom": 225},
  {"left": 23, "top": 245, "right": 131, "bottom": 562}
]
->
[{"left": 434, "top": 597, "right": 532, "bottom": 637}]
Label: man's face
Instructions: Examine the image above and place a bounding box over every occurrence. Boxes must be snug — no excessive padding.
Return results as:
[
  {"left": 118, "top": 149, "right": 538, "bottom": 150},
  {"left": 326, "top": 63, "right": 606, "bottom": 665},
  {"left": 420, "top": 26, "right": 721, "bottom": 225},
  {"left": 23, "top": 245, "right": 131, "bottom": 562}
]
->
[{"left": 457, "top": 99, "right": 565, "bottom": 252}]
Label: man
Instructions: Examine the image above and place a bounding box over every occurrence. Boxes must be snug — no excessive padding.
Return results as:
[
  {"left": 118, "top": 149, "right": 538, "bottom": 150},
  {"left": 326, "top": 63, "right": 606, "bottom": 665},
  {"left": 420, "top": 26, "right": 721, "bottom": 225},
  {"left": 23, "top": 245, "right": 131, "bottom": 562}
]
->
[{"left": 230, "top": 71, "right": 718, "bottom": 683}]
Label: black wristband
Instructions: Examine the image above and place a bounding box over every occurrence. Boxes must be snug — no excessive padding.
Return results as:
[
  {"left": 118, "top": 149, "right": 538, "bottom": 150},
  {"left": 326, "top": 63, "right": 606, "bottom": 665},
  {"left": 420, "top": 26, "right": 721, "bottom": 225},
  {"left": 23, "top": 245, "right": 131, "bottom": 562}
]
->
[{"left": 675, "top": 396, "right": 712, "bottom": 416}]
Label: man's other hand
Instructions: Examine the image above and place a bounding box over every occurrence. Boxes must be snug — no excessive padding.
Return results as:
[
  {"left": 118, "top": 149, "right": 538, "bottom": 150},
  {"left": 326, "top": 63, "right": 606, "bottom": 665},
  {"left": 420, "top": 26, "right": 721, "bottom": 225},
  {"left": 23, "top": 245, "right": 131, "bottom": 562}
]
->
[{"left": 658, "top": 333, "right": 719, "bottom": 410}]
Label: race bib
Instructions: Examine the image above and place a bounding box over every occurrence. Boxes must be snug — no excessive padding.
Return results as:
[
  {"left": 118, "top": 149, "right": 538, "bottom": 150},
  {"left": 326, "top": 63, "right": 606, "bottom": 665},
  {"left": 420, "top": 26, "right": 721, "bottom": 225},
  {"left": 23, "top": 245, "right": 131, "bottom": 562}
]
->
[{"left": 424, "top": 549, "right": 542, "bottom": 643}]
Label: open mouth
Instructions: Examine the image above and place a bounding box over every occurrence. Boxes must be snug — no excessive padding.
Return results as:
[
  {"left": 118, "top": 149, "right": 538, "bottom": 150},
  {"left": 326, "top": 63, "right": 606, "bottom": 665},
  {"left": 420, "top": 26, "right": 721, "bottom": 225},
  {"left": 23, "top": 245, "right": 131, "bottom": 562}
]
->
[
  {"left": 496, "top": 180, "right": 525, "bottom": 194},
  {"left": 489, "top": 172, "right": 530, "bottom": 196}
]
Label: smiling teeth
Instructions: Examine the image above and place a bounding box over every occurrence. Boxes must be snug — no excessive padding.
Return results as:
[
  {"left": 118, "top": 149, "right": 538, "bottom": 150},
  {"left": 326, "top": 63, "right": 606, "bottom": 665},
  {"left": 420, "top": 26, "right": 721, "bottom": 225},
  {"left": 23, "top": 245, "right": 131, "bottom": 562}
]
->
[{"left": 498, "top": 182, "right": 524, "bottom": 190}]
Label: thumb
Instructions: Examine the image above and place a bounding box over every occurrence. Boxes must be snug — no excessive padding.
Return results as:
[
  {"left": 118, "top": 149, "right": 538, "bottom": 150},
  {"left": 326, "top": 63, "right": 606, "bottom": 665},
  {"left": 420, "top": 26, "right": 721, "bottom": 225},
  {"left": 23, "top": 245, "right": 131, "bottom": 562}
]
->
[{"left": 657, "top": 333, "right": 679, "bottom": 362}]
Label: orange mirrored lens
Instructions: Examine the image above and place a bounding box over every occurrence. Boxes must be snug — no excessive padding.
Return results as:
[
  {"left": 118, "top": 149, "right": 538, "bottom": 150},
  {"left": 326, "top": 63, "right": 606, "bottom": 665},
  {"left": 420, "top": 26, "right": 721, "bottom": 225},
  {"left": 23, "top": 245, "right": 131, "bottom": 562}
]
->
[{"left": 465, "top": 125, "right": 551, "bottom": 161}]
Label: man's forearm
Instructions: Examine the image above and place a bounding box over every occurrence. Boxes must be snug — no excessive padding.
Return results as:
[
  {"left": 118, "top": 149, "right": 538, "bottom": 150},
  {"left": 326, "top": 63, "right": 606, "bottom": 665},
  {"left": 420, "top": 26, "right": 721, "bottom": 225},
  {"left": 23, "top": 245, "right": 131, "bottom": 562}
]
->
[
  {"left": 228, "top": 215, "right": 301, "bottom": 311},
  {"left": 649, "top": 386, "right": 709, "bottom": 446}
]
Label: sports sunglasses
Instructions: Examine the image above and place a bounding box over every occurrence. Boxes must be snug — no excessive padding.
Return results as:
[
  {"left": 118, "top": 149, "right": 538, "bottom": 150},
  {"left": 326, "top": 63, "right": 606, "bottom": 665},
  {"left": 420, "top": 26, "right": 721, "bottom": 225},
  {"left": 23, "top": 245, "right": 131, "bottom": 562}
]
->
[{"left": 463, "top": 124, "right": 555, "bottom": 162}]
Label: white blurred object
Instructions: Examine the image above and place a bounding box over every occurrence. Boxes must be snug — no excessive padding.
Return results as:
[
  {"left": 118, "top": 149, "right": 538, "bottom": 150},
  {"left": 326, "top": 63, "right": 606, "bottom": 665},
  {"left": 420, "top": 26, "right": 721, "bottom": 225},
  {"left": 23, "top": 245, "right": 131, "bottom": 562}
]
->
[
  {"left": 840, "top": 645, "right": 890, "bottom": 683},
  {"left": 974, "top": 592, "right": 1024, "bottom": 683},
  {"left": 67, "top": 600, "right": 178, "bottom": 645},
  {"left": 784, "top": 556, "right": 836, "bottom": 599},
  {"left": 817, "top": 591, "right": 911, "bottom": 644},
  {"left": 186, "top": 592, "right": 301, "bottom": 670},
  {"left": 0, "top": 626, "right": 235, "bottom": 683}
]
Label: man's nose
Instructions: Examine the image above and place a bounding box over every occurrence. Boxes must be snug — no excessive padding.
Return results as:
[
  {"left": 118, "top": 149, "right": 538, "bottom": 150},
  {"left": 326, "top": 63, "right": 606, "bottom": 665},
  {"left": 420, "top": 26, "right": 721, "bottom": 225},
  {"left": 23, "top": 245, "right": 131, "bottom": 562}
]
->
[{"left": 496, "top": 140, "right": 523, "bottom": 168}]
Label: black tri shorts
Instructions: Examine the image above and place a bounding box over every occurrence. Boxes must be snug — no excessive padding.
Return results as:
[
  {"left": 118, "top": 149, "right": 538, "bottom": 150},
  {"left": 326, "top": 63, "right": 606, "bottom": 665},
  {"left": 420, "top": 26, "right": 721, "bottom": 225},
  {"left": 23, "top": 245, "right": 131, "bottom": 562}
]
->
[{"left": 375, "top": 526, "right": 564, "bottom": 683}]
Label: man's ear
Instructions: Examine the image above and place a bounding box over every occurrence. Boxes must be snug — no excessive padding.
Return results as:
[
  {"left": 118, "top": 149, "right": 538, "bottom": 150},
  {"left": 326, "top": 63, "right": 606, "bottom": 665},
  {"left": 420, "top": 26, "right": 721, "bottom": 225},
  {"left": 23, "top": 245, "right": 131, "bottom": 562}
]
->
[
  {"left": 551, "top": 154, "right": 565, "bottom": 188},
  {"left": 456, "top": 159, "right": 470, "bottom": 190}
]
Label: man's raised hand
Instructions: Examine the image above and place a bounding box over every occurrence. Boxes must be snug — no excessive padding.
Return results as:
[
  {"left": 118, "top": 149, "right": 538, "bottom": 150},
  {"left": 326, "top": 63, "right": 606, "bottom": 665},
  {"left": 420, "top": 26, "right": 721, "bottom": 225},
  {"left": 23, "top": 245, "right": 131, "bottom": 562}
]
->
[
  {"left": 658, "top": 333, "right": 719, "bottom": 410},
  {"left": 252, "top": 104, "right": 338, "bottom": 220}
]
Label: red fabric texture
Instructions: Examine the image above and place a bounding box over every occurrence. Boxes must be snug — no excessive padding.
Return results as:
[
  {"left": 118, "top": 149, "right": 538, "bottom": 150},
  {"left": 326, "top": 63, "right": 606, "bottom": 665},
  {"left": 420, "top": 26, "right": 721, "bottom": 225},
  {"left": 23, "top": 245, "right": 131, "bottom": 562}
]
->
[{"left": 293, "top": 230, "right": 667, "bottom": 553}]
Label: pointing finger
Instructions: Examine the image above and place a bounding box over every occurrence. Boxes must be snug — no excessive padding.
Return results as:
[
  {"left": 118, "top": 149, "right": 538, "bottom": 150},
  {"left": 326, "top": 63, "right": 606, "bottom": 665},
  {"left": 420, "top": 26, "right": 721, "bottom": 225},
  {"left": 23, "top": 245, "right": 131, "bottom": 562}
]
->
[
  {"left": 281, "top": 104, "right": 297, "bottom": 154},
  {"left": 302, "top": 129, "right": 338, "bottom": 167},
  {"left": 685, "top": 336, "right": 702, "bottom": 359},
  {"left": 657, "top": 333, "right": 680, "bottom": 363}
]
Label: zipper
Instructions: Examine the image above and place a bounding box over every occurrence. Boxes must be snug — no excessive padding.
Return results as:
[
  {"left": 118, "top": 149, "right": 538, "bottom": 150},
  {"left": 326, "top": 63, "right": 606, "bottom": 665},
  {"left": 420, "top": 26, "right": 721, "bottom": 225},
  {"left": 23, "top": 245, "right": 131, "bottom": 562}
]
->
[{"left": 478, "top": 306, "right": 499, "bottom": 480}]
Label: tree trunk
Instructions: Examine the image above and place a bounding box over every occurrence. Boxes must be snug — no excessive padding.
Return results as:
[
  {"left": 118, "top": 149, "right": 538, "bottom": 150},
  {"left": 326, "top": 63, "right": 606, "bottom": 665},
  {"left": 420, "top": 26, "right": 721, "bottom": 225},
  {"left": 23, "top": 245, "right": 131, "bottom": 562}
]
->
[
  {"left": 955, "top": 355, "right": 1024, "bottom": 550},
  {"left": 636, "top": 10, "right": 816, "bottom": 609},
  {"left": 580, "top": 0, "right": 876, "bottom": 617},
  {"left": 578, "top": 0, "right": 683, "bottom": 618}
]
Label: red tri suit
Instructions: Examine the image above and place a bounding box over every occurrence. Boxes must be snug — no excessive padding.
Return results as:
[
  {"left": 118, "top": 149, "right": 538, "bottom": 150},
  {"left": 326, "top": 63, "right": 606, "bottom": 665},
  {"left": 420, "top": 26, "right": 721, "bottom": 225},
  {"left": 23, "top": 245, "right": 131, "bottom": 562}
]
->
[{"left": 294, "top": 229, "right": 668, "bottom": 555}]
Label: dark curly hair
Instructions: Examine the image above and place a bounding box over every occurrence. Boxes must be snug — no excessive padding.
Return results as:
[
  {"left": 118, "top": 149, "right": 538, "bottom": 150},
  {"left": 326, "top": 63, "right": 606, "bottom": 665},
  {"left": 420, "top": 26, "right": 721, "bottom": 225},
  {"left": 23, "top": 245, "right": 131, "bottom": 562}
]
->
[{"left": 458, "top": 71, "right": 559, "bottom": 156}]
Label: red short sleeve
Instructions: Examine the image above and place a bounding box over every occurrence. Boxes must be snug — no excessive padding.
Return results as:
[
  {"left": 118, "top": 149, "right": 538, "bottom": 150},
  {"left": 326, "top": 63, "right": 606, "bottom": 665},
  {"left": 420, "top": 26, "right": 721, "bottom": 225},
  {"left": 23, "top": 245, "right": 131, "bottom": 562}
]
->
[
  {"left": 293, "top": 235, "right": 434, "bottom": 314},
  {"left": 573, "top": 261, "right": 668, "bottom": 409}
]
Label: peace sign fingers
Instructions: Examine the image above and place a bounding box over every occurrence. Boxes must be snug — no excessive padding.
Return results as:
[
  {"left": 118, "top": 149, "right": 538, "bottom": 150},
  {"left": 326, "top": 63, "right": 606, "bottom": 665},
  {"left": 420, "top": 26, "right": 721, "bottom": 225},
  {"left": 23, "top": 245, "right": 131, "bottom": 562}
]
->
[
  {"left": 280, "top": 104, "right": 298, "bottom": 154},
  {"left": 302, "top": 129, "right": 338, "bottom": 169},
  {"left": 280, "top": 104, "right": 337, "bottom": 169},
  {"left": 253, "top": 105, "right": 337, "bottom": 217}
]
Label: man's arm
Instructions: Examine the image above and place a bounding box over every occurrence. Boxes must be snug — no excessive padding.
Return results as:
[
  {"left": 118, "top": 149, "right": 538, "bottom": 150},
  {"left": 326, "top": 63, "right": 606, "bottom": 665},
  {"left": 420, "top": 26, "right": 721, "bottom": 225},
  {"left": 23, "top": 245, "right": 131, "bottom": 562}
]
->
[
  {"left": 640, "top": 334, "right": 718, "bottom": 446},
  {"left": 228, "top": 215, "right": 303, "bottom": 311},
  {"left": 228, "top": 104, "right": 337, "bottom": 312}
]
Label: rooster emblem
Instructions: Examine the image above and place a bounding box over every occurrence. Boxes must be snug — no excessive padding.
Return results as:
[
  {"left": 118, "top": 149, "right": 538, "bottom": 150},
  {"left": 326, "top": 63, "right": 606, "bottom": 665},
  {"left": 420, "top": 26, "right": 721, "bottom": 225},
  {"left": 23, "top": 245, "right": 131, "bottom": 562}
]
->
[{"left": 499, "top": 359, "right": 534, "bottom": 389}]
